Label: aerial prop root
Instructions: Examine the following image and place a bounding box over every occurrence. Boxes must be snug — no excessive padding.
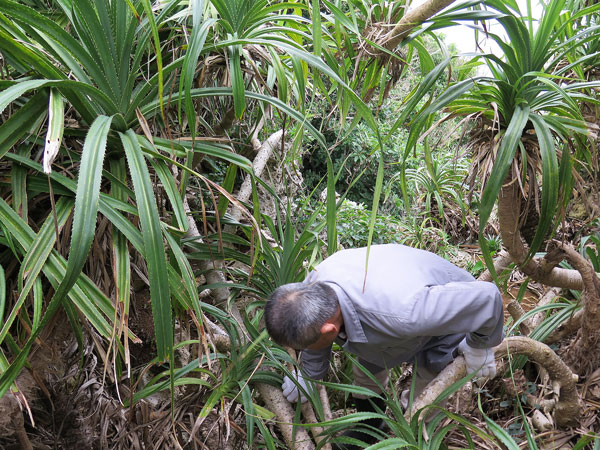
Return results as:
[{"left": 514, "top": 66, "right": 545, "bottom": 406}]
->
[{"left": 409, "top": 336, "right": 580, "bottom": 429}]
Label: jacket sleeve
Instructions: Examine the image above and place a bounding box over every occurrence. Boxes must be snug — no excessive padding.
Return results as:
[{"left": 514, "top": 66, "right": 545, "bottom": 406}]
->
[
  {"left": 299, "top": 347, "right": 332, "bottom": 380},
  {"left": 406, "top": 280, "right": 504, "bottom": 349}
]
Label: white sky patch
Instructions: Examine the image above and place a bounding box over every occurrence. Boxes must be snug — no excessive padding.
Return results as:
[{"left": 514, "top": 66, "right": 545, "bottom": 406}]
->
[{"left": 412, "top": 0, "right": 545, "bottom": 62}]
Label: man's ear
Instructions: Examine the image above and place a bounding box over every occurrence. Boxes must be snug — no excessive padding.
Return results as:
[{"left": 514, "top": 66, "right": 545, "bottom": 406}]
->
[{"left": 320, "top": 321, "right": 339, "bottom": 339}]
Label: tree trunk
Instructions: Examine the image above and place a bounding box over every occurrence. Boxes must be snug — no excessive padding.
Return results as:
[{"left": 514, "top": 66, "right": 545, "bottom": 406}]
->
[{"left": 377, "top": 0, "right": 457, "bottom": 54}]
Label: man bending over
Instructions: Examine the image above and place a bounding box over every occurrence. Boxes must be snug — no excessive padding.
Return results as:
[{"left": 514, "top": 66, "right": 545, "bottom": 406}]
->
[{"left": 264, "top": 244, "right": 504, "bottom": 449}]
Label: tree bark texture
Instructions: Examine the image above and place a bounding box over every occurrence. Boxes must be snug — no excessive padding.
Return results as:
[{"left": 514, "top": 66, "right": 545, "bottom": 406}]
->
[
  {"left": 530, "top": 288, "right": 562, "bottom": 330},
  {"left": 494, "top": 337, "right": 580, "bottom": 428},
  {"left": 505, "top": 299, "right": 532, "bottom": 335}
]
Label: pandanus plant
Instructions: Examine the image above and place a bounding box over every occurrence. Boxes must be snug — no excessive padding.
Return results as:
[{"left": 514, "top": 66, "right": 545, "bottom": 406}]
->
[
  {"left": 445, "top": 0, "right": 600, "bottom": 288},
  {"left": 0, "top": 0, "right": 337, "bottom": 401},
  {"left": 0, "top": 0, "right": 257, "bottom": 400}
]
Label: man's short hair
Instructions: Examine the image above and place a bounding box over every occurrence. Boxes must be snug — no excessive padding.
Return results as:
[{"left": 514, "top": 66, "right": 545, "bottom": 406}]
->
[{"left": 265, "top": 281, "right": 339, "bottom": 349}]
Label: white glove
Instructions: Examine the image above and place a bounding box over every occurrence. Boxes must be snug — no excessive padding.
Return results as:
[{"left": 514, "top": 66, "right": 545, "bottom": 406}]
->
[
  {"left": 458, "top": 337, "right": 497, "bottom": 378},
  {"left": 282, "top": 371, "right": 311, "bottom": 404}
]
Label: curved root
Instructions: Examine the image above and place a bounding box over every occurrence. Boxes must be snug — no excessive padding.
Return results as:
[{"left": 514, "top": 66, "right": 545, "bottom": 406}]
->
[{"left": 409, "top": 336, "right": 580, "bottom": 428}]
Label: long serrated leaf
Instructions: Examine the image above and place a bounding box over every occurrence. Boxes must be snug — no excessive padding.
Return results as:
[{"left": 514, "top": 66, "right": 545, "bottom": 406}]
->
[
  {"left": 0, "top": 198, "right": 116, "bottom": 339},
  {"left": 230, "top": 43, "right": 246, "bottom": 119},
  {"left": 179, "top": 8, "right": 215, "bottom": 140},
  {"left": 5, "top": 152, "right": 145, "bottom": 251},
  {"left": 11, "top": 145, "right": 30, "bottom": 220},
  {"left": 364, "top": 152, "right": 385, "bottom": 286},
  {"left": 0, "top": 23, "right": 63, "bottom": 79},
  {"left": 0, "top": 91, "right": 47, "bottom": 160},
  {"left": 0, "top": 115, "right": 111, "bottom": 397},
  {"left": 0, "top": 79, "right": 119, "bottom": 117},
  {"left": 0, "top": 265, "right": 5, "bottom": 325},
  {"left": 150, "top": 158, "right": 187, "bottom": 233},
  {"left": 0, "top": 198, "right": 72, "bottom": 344},
  {"left": 59, "top": 115, "right": 112, "bottom": 295},
  {"left": 120, "top": 130, "right": 173, "bottom": 361},
  {"left": 217, "top": 164, "right": 237, "bottom": 218},
  {"left": 326, "top": 152, "right": 337, "bottom": 256},
  {"left": 0, "top": 79, "right": 48, "bottom": 116},
  {"left": 72, "top": 0, "right": 120, "bottom": 100},
  {"left": 526, "top": 114, "right": 558, "bottom": 259},
  {"left": 109, "top": 157, "right": 132, "bottom": 375},
  {"left": 0, "top": 0, "right": 111, "bottom": 96},
  {"left": 365, "top": 439, "right": 418, "bottom": 450},
  {"left": 311, "top": 0, "right": 321, "bottom": 56},
  {"left": 163, "top": 229, "right": 199, "bottom": 316},
  {"left": 479, "top": 103, "right": 530, "bottom": 229},
  {"left": 140, "top": 0, "right": 164, "bottom": 119}
]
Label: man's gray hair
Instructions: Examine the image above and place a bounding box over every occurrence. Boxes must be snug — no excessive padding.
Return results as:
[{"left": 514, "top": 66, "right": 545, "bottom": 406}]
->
[{"left": 265, "top": 281, "right": 339, "bottom": 349}]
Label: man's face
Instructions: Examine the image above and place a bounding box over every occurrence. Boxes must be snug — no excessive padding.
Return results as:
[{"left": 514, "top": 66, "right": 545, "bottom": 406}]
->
[{"left": 305, "top": 332, "right": 337, "bottom": 351}]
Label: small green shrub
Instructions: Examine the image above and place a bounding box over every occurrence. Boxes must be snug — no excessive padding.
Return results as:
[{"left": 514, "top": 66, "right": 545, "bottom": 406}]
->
[{"left": 336, "top": 199, "right": 406, "bottom": 248}]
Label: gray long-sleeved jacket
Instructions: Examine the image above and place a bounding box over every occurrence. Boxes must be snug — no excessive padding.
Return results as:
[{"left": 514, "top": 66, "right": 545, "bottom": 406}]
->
[{"left": 300, "top": 244, "right": 504, "bottom": 379}]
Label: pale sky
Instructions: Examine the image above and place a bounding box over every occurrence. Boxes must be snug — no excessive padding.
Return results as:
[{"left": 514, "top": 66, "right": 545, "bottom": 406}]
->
[{"left": 412, "top": 0, "right": 545, "bottom": 55}]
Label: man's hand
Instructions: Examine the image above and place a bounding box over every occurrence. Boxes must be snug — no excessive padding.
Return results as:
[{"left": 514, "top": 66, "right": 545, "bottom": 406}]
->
[
  {"left": 458, "top": 338, "right": 497, "bottom": 378},
  {"left": 282, "top": 371, "right": 311, "bottom": 403}
]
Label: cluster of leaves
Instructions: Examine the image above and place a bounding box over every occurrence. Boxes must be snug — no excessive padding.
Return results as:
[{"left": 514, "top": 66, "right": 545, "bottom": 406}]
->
[{"left": 445, "top": 0, "right": 600, "bottom": 270}]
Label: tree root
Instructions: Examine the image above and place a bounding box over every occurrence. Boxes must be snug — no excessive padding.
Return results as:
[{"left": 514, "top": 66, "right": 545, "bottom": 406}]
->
[
  {"left": 495, "top": 337, "right": 580, "bottom": 428},
  {"left": 409, "top": 337, "right": 580, "bottom": 428},
  {"left": 13, "top": 408, "right": 33, "bottom": 450},
  {"left": 530, "top": 287, "right": 562, "bottom": 330},
  {"left": 285, "top": 348, "right": 332, "bottom": 450},
  {"left": 497, "top": 181, "right": 584, "bottom": 290},
  {"left": 478, "top": 250, "right": 513, "bottom": 282},
  {"left": 547, "top": 242, "right": 600, "bottom": 376},
  {"left": 504, "top": 287, "right": 563, "bottom": 337},
  {"left": 0, "top": 387, "right": 33, "bottom": 450},
  {"left": 256, "top": 383, "right": 314, "bottom": 450},
  {"left": 505, "top": 299, "right": 532, "bottom": 335},
  {"left": 301, "top": 403, "right": 331, "bottom": 450},
  {"left": 229, "top": 129, "right": 284, "bottom": 224}
]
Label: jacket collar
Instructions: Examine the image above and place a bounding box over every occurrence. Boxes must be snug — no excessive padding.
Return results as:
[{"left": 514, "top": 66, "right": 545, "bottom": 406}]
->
[{"left": 326, "top": 282, "right": 368, "bottom": 343}]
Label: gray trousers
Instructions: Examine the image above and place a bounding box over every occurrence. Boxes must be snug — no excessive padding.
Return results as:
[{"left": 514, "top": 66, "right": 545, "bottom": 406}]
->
[{"left": 352, "top": 333, "right": 464, "bottom": 399}]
